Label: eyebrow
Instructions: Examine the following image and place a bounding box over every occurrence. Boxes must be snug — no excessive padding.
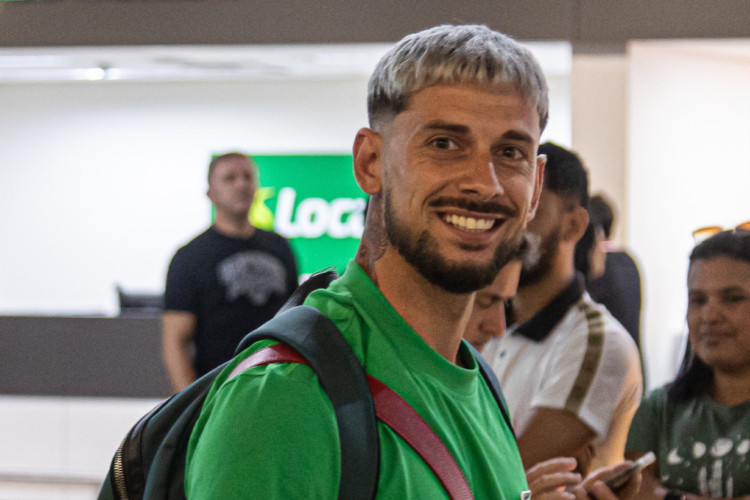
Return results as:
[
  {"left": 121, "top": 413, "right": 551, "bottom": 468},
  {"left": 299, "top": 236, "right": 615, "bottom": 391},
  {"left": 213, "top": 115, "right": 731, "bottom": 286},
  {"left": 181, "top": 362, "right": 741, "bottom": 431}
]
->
[
  {"left": 422, "top": 120, "right": 536, "bottom": 145},
  {"left": 501, "top": 129, "right": 535, "bottom": 145},
  {"left": 689, "top": 286, "right": 747, "bottom": 294},
  {"left": 423, "top": 120, "right": 470, "bottom": 135}
]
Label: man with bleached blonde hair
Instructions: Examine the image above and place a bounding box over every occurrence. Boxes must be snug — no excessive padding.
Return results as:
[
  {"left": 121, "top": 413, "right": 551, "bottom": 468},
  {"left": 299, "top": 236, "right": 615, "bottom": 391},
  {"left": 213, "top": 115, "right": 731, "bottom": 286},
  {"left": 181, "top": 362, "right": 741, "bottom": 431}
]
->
[{"left": 186, "top": 26, "right": 640, "bottom": 499}]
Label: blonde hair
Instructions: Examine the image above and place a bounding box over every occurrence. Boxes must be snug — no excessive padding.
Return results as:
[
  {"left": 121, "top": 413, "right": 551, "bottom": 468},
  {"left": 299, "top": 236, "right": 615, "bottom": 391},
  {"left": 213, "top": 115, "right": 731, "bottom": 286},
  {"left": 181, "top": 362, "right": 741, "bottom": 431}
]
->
[{"left": 368, "top": 24, "right": 549, "bottom": 131}]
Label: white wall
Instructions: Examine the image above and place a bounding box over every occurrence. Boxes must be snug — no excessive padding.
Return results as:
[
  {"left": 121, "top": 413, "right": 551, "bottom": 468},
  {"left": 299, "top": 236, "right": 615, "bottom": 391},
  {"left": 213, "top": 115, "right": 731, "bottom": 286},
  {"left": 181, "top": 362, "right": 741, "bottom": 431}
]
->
[
  {"left": 0, "top": 77, "right": 370, "bottom": 315},
  {"left": 571, "top": 54, "right": 629, "bottom": 244},
  {"left": 0, "top": 46, "right": 572, "bottom": 494},
  {"left": 628, "top": 41, "right": 750, "bottom": 388},
  {"left": 0, "top": 47, "right": 571, "bottom": 316}
]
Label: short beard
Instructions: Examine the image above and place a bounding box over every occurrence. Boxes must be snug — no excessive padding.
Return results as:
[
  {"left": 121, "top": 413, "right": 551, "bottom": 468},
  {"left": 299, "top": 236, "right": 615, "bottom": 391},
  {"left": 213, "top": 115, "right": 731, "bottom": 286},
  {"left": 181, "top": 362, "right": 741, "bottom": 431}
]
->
[
  {"left": 384, "top": 193, "right": 523, "bottom": 295},
  {"left": 519, "top": 228, "right": 560, "bottom": 288}
]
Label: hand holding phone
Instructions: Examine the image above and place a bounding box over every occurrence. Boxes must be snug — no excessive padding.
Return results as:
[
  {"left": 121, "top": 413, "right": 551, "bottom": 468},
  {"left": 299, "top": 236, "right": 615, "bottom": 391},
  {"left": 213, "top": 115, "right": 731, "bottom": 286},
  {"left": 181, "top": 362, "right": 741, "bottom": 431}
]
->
[{"left": 603, "top": 451, "right": 655, "bottom": 491}]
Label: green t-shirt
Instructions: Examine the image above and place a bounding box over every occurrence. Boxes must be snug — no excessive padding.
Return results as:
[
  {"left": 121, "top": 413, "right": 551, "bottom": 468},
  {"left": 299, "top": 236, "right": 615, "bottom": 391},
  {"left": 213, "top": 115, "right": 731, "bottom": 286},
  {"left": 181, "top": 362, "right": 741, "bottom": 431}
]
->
[
  {"left": 186, "top": 260, "right": 527, "bottom": 499},
  {"left": 626, "top": 386, "right": 750, "bottom": 497}
]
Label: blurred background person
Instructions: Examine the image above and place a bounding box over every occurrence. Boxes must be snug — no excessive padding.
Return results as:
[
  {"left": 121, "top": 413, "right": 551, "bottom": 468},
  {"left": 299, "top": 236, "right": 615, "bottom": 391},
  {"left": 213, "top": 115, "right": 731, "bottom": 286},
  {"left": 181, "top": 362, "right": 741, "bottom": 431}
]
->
[
  {"left": 464, "top": 237, "right": 527, "bottom": 352},
  {"left": 625, "top": 226, "right": 750, "bottom": 499},
  {"left": 575, "top": 205, "right": 607, "bottom": 284},
  {"left": 483, "top": 142, "right": 642, "bottom": 474},
  {"left": 463, "top": 237, "right": 645, "bottom": 499},
  {"left": 162, "top": 152, "right": 298, "bottom": 392},
  {"left": 587, "top": 194, "right": 643, "bottom": 352}
]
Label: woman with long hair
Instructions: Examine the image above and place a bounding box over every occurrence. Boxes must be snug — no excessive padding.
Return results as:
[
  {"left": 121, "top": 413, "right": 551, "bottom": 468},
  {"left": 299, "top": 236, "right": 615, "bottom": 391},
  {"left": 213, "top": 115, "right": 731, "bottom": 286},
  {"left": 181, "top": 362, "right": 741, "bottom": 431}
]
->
[{"left": 625, "top": 227, "right": 750, "bottom": 499}]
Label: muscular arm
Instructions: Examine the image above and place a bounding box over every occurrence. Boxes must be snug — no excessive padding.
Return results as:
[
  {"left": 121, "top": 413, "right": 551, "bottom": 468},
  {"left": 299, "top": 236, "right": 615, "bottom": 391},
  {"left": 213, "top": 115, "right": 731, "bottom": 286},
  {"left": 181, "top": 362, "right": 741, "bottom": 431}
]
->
[
  {"left": 162, "top": 310, "right": 197, "bottom": 393},
  {"left": 516, "top": 407, "right": 596, "bottom": 472}
]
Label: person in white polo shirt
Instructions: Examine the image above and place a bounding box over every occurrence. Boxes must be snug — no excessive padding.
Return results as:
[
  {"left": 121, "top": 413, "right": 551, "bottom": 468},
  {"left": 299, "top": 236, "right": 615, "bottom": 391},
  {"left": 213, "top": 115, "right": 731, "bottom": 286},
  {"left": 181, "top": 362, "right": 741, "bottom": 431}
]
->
[{"left": 482, "top": 142, "right": 642, "bottom": 475}]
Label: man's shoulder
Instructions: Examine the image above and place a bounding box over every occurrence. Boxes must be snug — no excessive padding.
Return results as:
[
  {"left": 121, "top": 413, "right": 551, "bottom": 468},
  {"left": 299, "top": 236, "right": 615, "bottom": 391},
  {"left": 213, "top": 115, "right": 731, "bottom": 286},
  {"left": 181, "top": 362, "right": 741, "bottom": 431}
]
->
[
  {"left": 200, "top": 327, "right": 345, "bottom": 426},
  {"left": 174, "top": 227, "right": 217, "bottom": 254},
  {"left": 606, "top": 250, "right": 640, "bottom": 270},
  {"left": 247, "top": 228, "right": 296, "bottom": 261},
  {"left": 587, "top": 297, "right": 638, "bottom": 351},
  {"left": 551, "top": 296, "right": 641, "bottom": 371},
  {"left": 186, "top": 343, "right": 340, "bottom": 498},
  {"left": 564, "top": 295, "right": 634, "bottom": 340},
  {"left": 254, "top": 227, "right": 291, "bottom": 245},
  {"left": 167, "top": 228, "right": 217, "bottom": 272}
]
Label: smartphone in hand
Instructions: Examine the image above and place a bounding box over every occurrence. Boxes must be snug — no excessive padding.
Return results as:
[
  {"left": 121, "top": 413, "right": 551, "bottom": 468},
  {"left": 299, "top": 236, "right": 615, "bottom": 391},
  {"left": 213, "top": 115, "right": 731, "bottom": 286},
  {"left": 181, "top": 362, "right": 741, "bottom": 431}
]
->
[{"left": 603, "top": 451, "right": 655, "bottom": 492}]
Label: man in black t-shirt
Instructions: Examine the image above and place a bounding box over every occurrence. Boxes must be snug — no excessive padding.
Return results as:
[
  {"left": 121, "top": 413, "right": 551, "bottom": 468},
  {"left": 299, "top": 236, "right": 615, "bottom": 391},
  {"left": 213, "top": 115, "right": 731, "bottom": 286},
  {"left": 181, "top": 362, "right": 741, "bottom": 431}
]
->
[{"left": 162, "top": 152, "right": 298, "bottom": 392}]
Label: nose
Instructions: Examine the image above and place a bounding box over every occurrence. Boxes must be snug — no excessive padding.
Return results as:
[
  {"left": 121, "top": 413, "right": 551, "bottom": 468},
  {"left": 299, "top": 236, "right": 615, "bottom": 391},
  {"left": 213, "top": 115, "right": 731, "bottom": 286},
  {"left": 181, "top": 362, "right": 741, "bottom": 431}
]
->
[
  {"left": 480, "top": 307, "right": 507, "bottom": 340},
  {"left": 238, "top": 175, "right": 256, "bottom": 192},
  {"left": 701, "top": 298, "right": 724, "bottom": 323},
  {"left": 458, "top": 157, "right": 504, "bottom": 200}
]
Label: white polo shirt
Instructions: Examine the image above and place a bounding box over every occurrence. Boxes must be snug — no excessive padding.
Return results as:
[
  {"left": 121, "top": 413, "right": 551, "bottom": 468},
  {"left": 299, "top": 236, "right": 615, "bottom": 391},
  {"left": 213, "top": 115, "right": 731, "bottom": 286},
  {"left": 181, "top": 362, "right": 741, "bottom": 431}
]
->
[{"left": 483, "top": 276, "right": 642, "bottom": 469}]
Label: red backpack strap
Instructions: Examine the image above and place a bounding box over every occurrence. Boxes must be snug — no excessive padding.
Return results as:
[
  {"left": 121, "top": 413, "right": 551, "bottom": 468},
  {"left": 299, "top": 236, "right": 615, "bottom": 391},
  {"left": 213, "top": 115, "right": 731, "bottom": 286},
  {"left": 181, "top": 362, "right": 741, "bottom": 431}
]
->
[
  {"left": 367, "top": 376, "right": 474, "bottom": 500},
  {"left": 228, "top": 342, "right": 307, "bottom": 378},
  {"left": 230, "top": 344, "right": 474, "bottom": 500}
]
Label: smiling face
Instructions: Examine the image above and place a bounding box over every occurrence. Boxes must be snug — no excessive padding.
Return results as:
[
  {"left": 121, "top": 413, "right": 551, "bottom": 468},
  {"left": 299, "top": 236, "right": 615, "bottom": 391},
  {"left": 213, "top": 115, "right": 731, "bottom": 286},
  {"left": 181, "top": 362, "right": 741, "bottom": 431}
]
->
[
  {"left": 687, "top": 256, "right": 750, "bottom": 374},
  {"left": 464, "top": 260, "right": 523, "bottom": 351},
  {"left": 363, "top": 85, "right": 544, "bottom": 294}
]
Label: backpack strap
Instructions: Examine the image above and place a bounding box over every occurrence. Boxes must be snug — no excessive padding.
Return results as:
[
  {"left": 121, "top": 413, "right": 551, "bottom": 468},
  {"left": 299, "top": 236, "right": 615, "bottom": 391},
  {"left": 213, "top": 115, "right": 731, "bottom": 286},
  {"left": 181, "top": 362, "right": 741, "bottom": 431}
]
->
[
  {"left": 367, "top": 376, "right": 474, "bottom": 500},
  {"left": 273, "top": 267, "right": 339, "bottom": 317},
  {"left": 234, "top": 305, "right": 379, "bottom": 500},
  {"left": 234, "top": 342, "right": 475, "bottom": 500},
  {"left": 465, "top": 342, "right": 516, "bottom": 439},
  {"left": 232, "top": 309, "right": 513, "bottom": 500}
]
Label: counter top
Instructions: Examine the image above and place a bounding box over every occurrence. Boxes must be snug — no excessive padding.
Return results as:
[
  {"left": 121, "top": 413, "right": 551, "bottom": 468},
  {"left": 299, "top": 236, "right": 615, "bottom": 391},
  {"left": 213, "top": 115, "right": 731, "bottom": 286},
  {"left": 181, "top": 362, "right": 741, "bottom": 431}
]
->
[{"left": 0, "top": 315, "right": 172, "bottom": 398}]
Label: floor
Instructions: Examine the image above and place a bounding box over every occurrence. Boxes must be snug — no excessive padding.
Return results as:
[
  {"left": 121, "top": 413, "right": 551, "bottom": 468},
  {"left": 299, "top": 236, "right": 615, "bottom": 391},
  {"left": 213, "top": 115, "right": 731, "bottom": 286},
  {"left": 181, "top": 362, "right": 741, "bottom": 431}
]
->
[{"left": 0, "top": 396, "right": 161, "bottom": 500}]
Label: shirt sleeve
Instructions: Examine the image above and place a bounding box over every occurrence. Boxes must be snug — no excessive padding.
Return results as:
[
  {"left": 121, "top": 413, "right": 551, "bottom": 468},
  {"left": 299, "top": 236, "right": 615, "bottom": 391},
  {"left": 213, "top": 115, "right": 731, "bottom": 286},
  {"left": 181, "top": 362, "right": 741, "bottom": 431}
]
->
[
  {"left": 625, "top": 388, "right": 662, "bottom": 454},
  {"left": 164, "top": 249, "right": 199, "bottom": 313},
  {"left": 533, "top": 321, "right": 640, "bottom": 438},
  {"left": 185, "top": 362, "right": 340, "bottom": 499}
]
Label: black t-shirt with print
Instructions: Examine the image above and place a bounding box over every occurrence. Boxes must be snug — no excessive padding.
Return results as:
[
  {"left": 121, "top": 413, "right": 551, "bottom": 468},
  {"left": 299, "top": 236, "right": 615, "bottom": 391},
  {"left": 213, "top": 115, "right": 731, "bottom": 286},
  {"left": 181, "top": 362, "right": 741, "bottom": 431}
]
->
[{"left": 165, "top": 226, "right": 298, "bottom": 376}]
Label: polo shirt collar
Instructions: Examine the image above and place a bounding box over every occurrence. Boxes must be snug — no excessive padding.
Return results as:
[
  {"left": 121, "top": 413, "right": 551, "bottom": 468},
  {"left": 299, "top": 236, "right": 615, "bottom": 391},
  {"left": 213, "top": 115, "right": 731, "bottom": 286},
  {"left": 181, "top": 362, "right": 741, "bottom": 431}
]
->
[{"left": 511, "top": 273, "right": 585, "bottom": 342}]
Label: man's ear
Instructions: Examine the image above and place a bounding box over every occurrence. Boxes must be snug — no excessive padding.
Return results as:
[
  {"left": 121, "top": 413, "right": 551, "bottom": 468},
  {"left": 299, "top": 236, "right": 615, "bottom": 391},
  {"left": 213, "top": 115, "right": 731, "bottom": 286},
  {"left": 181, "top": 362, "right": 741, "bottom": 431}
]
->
[
  {"left": 352, "top": 127, "right": 383, "bottom": 195},
  {"left": 563, "top": 205, "right": 590, "bottom": 243},
  {"left": 528, "top": 154, "right": 546, "bottom": 220}
]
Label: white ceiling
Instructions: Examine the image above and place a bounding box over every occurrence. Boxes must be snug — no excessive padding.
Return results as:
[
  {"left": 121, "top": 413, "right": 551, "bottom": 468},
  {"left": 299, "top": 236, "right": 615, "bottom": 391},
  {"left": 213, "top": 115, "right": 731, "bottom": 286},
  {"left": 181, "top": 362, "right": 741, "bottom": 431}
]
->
[
  {"left": 0, "top": 44, "right": 393, "bottom": 82},
  {"left": 0, "top": 42, "right": 571, "bottom": 83}
]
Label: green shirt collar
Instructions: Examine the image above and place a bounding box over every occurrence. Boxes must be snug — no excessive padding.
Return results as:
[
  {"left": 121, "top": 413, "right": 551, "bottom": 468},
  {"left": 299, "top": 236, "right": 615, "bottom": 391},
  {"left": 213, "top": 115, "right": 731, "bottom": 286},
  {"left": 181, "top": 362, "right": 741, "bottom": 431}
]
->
[{"left": 336, "top": 260, "right": 479, "bottom": 395}]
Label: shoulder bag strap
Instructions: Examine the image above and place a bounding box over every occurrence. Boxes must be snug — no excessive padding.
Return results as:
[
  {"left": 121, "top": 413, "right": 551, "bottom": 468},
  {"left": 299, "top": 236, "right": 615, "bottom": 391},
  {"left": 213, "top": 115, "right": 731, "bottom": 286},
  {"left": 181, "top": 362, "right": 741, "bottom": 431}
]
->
[
  {"left": 465, "top": 342, "right": 515, "bottom": 439},
  {"left": 234, "top": 342, "right": 475, "bottom": 500},
  {"left": 235, "top": 305, "right": 379, "bottom": 500}
]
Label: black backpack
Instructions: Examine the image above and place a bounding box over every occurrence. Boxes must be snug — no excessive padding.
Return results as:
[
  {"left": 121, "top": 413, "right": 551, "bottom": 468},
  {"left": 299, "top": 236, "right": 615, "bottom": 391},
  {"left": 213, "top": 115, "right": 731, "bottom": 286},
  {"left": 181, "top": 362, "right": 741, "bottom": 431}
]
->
[{"left": 98, "top": 269, "right": 513, "bottom": 500}]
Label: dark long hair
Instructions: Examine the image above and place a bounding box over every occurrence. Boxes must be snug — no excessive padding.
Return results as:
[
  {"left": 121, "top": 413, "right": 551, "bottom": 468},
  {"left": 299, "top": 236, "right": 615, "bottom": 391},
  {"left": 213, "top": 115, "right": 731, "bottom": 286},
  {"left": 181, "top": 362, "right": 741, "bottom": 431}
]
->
[{"left": 667, "top": 229, "right": 750, "bottom": 403}]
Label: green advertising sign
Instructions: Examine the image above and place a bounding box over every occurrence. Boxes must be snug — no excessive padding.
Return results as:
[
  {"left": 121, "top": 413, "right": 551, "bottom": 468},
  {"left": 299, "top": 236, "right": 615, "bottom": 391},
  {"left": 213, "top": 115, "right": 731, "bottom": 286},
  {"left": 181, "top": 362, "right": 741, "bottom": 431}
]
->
[{"left": 248, "top": 154, "right": 365, "bottom": 278}]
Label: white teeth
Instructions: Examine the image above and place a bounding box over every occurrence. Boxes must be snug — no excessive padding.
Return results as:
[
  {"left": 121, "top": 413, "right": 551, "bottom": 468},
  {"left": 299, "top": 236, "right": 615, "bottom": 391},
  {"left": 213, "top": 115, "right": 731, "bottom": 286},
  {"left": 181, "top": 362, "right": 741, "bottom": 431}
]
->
[{"left": 443, "top": 214, "right": 495, "bottom": 232}]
